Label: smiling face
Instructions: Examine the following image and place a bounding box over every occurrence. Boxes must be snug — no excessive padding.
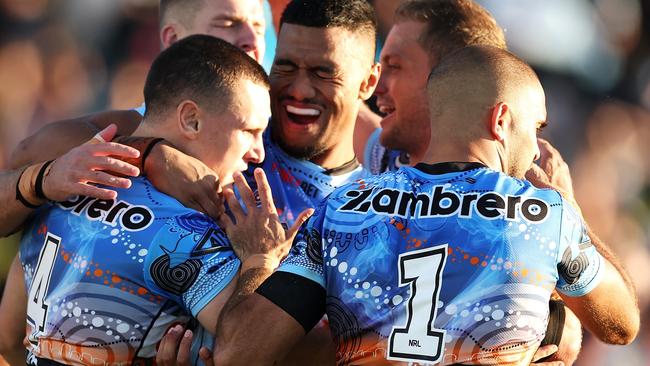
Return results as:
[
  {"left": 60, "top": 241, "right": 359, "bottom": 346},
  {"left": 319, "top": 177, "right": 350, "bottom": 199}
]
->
[
  {"left": 375, "top": 20, "right": 433, "bottom": 162},
  {"left": 175, "top": 0, "right": 266, "bottom": 63},
  {"left": 270, "top": 24, "right": 375, "bottom": 161}
]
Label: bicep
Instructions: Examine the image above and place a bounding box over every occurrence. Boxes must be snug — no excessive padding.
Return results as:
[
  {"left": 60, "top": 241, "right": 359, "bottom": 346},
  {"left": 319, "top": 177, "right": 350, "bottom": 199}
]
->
[
  {"left": 195, "top": 277, "right": 237, "bottom": 333},
  {"left": 560, "top": 259, "right": 639, "bottom": 345}
]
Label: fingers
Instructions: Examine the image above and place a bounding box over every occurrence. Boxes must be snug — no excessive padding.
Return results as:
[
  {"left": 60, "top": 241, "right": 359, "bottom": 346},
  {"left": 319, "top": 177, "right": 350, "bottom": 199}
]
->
[
  {"left": 79, "top": 170, "right": 133, "bottom": 189},
  {"left": 68, "top": 183, "right": 118, "bottom": 201},
  {"left": 233, "top": 172, "right": 256, "bottom": 211},
  {"left": 287, "top": 208, "right": 314, "bottom": 240},
  {"left": 254, "top": 168, "right": 275, "bottom": 213},
  {"left": 199, "top": 347, "right": 214, "bottom": 366},
  {"left": 157, "top": 324, "right": 184, "bottom": 366},
  {"left": 83, "top": 141, "right": 140, "bottom": 159},
  {"left": 176, "top": 329, "right": 193, "bottom": 366},
  {"left": 531, "top": 344, "right": 558, "bottom": 362},
  {"left": 89, "top": 124, "right": 118, "bottom": 144},
  {"left": 223, "top": 186, "right": 244, "bottom": 223},
  {"left": 84, "top": 156, "right": 140, "bottom": 177}
]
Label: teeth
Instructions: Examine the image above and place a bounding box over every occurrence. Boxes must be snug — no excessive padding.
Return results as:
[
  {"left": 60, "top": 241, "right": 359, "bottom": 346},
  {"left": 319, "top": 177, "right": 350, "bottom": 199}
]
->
[
  {"left": 379, "top": 106, "right": 395, "bottom": 114},
  {"left": 286, "top": 105, "right": 321, "bottom": 116}
]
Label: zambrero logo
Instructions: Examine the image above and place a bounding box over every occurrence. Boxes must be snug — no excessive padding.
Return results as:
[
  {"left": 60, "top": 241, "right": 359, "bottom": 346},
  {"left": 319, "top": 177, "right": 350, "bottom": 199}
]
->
[
  {"left": 57, "top": 196, "right": 154, "bottom": 231},
  {"left": 337, "top": 186, "right": 549, "bottom": 223}
]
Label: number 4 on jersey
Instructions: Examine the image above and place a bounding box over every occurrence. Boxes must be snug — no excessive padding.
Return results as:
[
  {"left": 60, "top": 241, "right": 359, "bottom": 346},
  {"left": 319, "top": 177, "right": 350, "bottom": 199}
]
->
[
  {"left": 388, "top": 244, "right": 448, "bottom": 363},
  {"left": 27, "top": 233, "right": 60, "bottom": 341}
]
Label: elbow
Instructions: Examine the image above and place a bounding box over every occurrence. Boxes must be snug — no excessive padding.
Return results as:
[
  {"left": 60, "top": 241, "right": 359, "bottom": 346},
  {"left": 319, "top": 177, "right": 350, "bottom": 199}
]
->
[{"left": 597, "top": 314, "right": 640, "bottom": 345}]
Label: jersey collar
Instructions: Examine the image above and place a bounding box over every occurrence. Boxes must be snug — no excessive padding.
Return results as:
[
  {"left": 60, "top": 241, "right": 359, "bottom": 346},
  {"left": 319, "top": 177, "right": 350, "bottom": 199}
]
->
[{"left": 414, "top": 162, "right": 487, "bottom": 175}]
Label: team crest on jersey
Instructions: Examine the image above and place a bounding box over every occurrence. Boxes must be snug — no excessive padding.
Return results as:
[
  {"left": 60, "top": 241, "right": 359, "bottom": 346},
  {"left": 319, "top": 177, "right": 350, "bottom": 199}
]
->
[
  {"left": 337, "top": 186, "right": 549, "bottom": 223},
  {"left": 57, "top": 196, "right": 154, "bottom": 231}
]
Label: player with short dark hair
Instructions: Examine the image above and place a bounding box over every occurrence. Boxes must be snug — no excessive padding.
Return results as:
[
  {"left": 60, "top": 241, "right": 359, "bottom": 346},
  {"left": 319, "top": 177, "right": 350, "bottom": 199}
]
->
[
  {"left": 17, "top": 35, "right": 297, "bottom": 366},
  {"left": 212, "top": 45, "right": 640, "bottom": 365}
]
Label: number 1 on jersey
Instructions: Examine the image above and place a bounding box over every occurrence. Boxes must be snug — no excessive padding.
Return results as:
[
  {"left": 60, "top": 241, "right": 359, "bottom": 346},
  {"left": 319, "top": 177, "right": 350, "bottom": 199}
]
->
[
  {"left": 27, "top": 233, "right": 60, "bottom": 342},
  {"left": 388, "top": 244, "right": 447, "bottom": 363}
]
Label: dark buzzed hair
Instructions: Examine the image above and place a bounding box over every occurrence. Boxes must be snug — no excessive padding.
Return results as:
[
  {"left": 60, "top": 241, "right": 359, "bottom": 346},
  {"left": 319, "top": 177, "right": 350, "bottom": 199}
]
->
[
  {"left": 159, "top": 0, "right": 202, "bottom": 28},
  {"left": 280, "top": 0, "right": 377, "bottom": 49},
  {"left": 143, "top": 34, "right": 269, "bottom": 119},
  {"left": 396, "top": 0, "right": 506, "bottom": 62}
]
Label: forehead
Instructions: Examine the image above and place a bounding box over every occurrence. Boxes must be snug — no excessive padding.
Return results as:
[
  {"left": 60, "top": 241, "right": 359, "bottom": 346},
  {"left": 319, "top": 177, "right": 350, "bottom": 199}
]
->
[
  {"left": 381, "top": 20, "right": 427, "bottom": 59},
  {"left": 275, "top": 24, "right": 361, "bottom": 65},
  {"left": 199, "top": 0, "right": 263, "bottom": 19},
  {"left": 231, "top": 80, "right": 271, "bottom": 126}
]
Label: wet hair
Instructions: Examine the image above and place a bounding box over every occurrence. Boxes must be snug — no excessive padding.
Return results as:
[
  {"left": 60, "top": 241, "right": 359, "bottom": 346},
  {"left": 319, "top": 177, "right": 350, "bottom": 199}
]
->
[
  {"left": 396, "top": 0, "right": 506, "bottom": 62},
  {"left": 143, "top": 34, "right": 269, "bottom": 118}
]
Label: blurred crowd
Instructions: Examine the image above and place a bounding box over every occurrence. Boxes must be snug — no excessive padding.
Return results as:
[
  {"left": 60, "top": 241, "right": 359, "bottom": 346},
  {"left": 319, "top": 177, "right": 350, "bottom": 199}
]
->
[{"left": 0, "top": 0, "right": 648, "bottom": 364}]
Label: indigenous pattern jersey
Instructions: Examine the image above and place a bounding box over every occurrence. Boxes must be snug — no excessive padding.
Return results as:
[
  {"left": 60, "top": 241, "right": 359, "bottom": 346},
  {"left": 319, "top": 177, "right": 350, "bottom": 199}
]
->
[
  {"left": 364, "top": 128, "right": 410, "bottom": 175},
  {"left": 247, "top": 130, "right": 371, "bottom": 226},
  {"left": 19, "top": 177, "right": 239, "bottom": 366},
  {"left": 260, "top": 163, "right": 604, "bottom": 365}
]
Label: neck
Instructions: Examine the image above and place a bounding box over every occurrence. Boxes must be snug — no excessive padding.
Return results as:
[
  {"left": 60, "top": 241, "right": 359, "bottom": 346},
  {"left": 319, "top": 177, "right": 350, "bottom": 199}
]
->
[
  {"left": 420, "top": 138, "right": 504, "bottom": 173},
  {"left": 133, "top": 119, "right": 175, "bottom": 142}
]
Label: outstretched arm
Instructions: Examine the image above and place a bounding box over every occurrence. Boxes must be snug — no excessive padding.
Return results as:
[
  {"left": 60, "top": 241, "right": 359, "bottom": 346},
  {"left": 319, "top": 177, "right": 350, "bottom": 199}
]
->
[
  {"left": 10, "top": 109, "right": 141, "bottom": 168},
  {"left": 0, "top": 125, "right": 140, "bottom": 237}
]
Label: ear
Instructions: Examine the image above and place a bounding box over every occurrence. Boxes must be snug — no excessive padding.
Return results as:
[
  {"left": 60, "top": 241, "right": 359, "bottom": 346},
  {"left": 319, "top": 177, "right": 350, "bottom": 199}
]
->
[
  {"left": 358, "top": 63, "right": 381, "bottom": 100},
  {"left": 177, "top": 100, "right": 202, "bottom": 140},
  {"left": 160, "top": 24, "right": 181, "bottom": 49},
  {"left": 489, "top": 102, "right": 511, "bottom": 141}
]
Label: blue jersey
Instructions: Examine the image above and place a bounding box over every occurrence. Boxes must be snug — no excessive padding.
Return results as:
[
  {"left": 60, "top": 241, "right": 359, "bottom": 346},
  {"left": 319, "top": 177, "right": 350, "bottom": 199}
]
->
[
  {"left": 364, "top": 128, "right": 411, "bottom": 175},
  {"left": 247, "top": 130, "right": 371, "bottom": 226},
  {"left": 258, "top": 162, "right": 604, "bottom": 365},
  {"left": 19, "top": 177, "right": 239, "bottom": 366}
]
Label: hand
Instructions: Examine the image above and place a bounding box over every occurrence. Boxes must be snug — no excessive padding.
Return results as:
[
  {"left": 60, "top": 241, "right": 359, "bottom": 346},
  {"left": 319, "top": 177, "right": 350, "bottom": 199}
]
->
[
  {"left": 536, "top": 138, "right": 575, "bottom": 198},
  {"left": 156, "top": 325, "right": 215, "bottom": 366},
  {"left": 525, "top": 139, "right": 580, "bottom": 214},
  {"left": 145, "top": 143, "right": 224, "bottom": 221},
  {"left": 530, "top": 344, "right": 564, "bottom": 366},
  {"left": 218, "top": 168, "right": 313, "bottom": 271},
  {"left": 43, "top": 124, "right": 141, "bottom": 201}
]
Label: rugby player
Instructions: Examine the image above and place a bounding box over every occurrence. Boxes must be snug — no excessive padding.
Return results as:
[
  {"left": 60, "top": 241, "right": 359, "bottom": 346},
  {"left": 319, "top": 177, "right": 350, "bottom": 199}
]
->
[
  {"left": 212, "top": 46, "right": 640, "bottom": 365},
  {"left": 365, "top": 2, "right": 585, "bottom": 363},
  {"left": 15, "top": 35, "right": 311, "bottom": 366}
]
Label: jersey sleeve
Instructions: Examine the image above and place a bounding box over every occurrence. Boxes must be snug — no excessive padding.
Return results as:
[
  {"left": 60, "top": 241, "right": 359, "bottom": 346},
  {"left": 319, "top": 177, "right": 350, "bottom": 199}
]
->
[
  {"left": 255, "top": 204, "right": 328, "bottom": 331},
  {"left": 555, "top": 199, "right": 605, "bottom": 297},
  {"left": 275, "top": 204, "right": 328, "bottom": 287},
  {"left": 144, "top": 212, "right": 240, "bottom": 317}
]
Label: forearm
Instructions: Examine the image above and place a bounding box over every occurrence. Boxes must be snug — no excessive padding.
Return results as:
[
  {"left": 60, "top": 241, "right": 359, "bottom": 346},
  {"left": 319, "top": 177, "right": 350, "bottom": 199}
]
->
[
  {"left": 214, "top": 267, "right": 279, "bottom": 365},
  {"left": 10, "top": 110, "right": 141, "bottom": 168},
  {"left": 0, "top": 169, "right": 41, "bottom": 237},
  {"left": 586, "top": 227, "right": 636, "bottom": 300}
]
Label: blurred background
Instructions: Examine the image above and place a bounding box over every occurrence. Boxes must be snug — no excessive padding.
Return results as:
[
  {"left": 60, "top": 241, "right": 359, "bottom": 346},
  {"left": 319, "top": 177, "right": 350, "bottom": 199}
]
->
[{"left": 0, "top": 0, "right": 648, "bottom": 364}]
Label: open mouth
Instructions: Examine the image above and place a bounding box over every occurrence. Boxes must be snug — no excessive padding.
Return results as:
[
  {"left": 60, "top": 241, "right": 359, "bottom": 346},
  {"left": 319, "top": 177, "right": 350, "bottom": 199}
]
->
[
  {"left": 285, "top": 105, "right": 321, "bottom": 125},
  {"left": 377, "top": 104, "right": 395, "bottom": 117}
]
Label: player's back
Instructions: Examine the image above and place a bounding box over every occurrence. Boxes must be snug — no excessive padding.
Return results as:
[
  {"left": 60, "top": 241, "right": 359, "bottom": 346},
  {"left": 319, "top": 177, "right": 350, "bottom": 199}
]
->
[
  {"left": 294, "top": 162, "right": 592, "bottom": 365},
  {"left": 19, "top": 177, "right": 237, "bottom": 366}
]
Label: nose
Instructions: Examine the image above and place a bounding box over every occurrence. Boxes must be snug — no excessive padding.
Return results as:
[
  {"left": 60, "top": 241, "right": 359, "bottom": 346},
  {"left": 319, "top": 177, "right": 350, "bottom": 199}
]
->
[
  {"left": 374, "top": 73, "right": 388, "bottom": 96},
  {"left": 244, "top": 134, "right": 265, "bottom": 165},
  {"left": 287, "top": 70, "right": 316, "bottom": 101},
  {"left": 237, "top": 22, "right": 262, "bottom": 62}
]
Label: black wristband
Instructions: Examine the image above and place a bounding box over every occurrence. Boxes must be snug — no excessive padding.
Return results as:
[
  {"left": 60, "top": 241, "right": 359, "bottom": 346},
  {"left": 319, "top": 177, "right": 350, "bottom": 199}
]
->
[
  {"left": 34, "top": 160, "right": 55, "bottom": 201},
  {"left": 15, "top": 167, "right": 40, "bottom": 209},
  {"left": 141, "top": 138, "right": 165, "bottom": 173}
]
